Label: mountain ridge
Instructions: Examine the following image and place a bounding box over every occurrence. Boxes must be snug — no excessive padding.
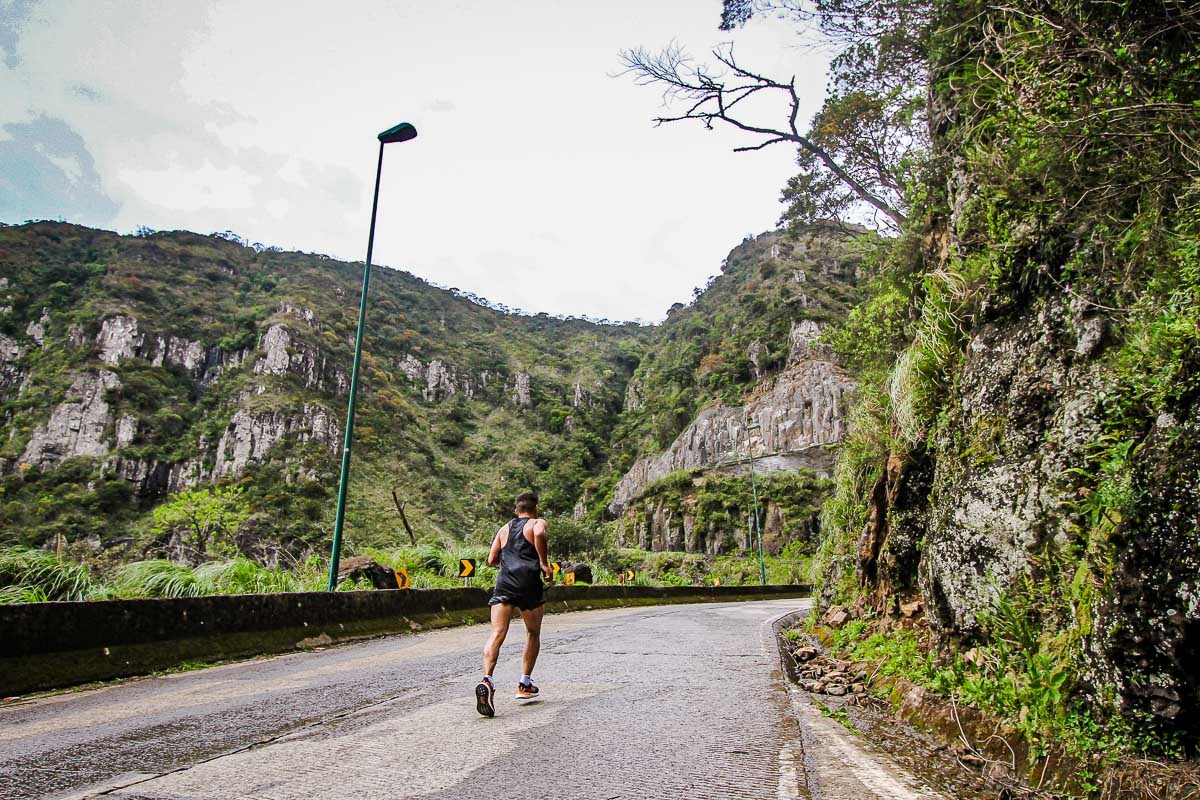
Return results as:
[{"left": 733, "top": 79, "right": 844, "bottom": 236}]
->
[{"left": 0, "top": 220, "right": 861, "bottom": 563}]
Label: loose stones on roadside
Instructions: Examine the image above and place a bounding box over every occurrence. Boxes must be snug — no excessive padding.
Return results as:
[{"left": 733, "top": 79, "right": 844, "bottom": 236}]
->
[
  {"left": 822, "top": 604, "right": 851, "bottom": 629},
  {"left": 794, "top": 646, "right": 818, "bottom": 662},
  {"left": 790, "top": 643, "right": 869, "bottom": 698}
]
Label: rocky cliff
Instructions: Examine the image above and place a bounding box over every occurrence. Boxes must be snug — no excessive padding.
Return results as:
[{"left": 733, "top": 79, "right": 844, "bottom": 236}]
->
[
  {"left": 600, "top": 227, "right": 864, "bottom": 554},
  {"left": 811, "top": 1, "right": 1200, "bottom": 747},
  {"left": 609, "top": 344, "right": 851, "bottom": 515}
]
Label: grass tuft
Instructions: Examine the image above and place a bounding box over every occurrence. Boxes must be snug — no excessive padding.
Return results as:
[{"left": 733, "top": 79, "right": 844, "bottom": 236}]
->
[{"left": 0, "top": 547, "right": 94, "bottom": 601}]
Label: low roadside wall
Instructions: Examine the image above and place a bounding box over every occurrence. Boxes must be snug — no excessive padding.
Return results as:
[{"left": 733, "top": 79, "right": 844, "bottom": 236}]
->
[{"left": 0, "top": 584, "right": 809, "bottom": 695}]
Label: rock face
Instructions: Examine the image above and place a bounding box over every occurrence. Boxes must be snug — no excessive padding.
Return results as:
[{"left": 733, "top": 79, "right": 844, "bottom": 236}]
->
[
  {"left": 26, "top": 308, "right": 49, "bottom": 346},
  {"left": 609, "top": 352, "right": 852, "bottom": 517},
  {"left": 606, "top": 249, "right": 856, "bottom": 554},
  {"left": 10, "top": 311, "right": 343, "bottom": 494},
  {"left": 397, "top": 354, "right": 496, "bottom": 403},
  {"left": 853, "top": 277, "right": 1200, "bottom": 733},
  {"left": 211, "top": 405, "right": 340, "bottom": 480},
  {"left": 1100, "top": 402, "right": 1200, "bottom": 727},
  {"left": 511, "top": 371, "right": 532, "bottom": 406},
  {"left": 21, "top": 371, "right": 121, "bottom": 467},
  {"left": 254, "top": 324, "right": 348, "bottom": 395},
  {"left": 0, "top": 334, "right": 24, "bottom": 397},
  {"left": 92, "top": 314, "right": 244, "bottom": 385},
  {"left": 858, "top": 300, "right": 1105, "bottom": 624},
  {"left": 96, "top": 315, "right": 142, "bottom": 365},
  {"left": 917, "top": 299, "right": 1106, "bottom": 633}
]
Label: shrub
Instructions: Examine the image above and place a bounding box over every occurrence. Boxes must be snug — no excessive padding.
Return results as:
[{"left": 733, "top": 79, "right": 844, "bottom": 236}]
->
[
  {"left": 548, "top": 517, "right": 615, "bottom": 560},
  {"left": 0, "top": 546, "right": 93, "bottom": 601},
  {"left": 111, "top": 560, "right": 205, "bottom": 598},
  {"left": 194, "top": 558, "right": 300, "bottom": 595}
]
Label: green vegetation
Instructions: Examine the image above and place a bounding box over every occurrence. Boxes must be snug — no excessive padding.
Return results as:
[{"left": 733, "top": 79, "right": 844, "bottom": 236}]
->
[
  {"left": 0, "top": 223, "right": 649, "bottom": 556},
  {"left": 0, "top": 546, "right": 95, "bottom": 601},
  {"left": 815, "top": 599, "right": 1185, "bottom": 785},
  {"left": 813, "top": 699, "right": 862, "bottom": 735},
  {"left": 0, "top": 542, "right": 799, "bottom": 603},
  {"left": 626, "top": 468, "right": 830, "bottom": 559},
  {"left": 151, "top": 487, "right": 249, "bottom": 563},
  {"left": 699, "top": 0, "right": 1200, "bottom": 769},
  {"left": 0, "top": 219, "right": 835, "bottom": 610}
]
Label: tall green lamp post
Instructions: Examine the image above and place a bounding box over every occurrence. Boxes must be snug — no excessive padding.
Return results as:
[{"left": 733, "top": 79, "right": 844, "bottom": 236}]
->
[
  {"left": 745, "top": 421, "right": 766, "bottom": 586},
  {"left": 327, "top": 122, "right": 418, "bottom": 592}
]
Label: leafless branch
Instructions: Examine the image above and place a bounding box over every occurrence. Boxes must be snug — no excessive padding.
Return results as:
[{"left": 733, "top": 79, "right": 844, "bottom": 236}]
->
[{"left": 618, "top": 43, "right": 909, "bottom": 228}]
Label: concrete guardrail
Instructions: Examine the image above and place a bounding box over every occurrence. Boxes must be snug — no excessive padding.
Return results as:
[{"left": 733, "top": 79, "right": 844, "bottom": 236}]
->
[{"left": 0, "top": 583, "right": 810, "bottom": 695}]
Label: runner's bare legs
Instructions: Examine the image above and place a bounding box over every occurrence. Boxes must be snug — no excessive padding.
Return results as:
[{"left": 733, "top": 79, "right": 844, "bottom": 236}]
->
[
  {"left": 519, "top": 605, "right": 544, "bottom": 676},
  {"left": 483, "top": 603, "right": 515, "bottom": 677}
]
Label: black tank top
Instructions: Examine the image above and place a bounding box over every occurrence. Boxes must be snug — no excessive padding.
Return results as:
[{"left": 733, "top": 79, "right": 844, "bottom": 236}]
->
[{"left": 495, "top": 517, "right": 541, "bottom": 594}]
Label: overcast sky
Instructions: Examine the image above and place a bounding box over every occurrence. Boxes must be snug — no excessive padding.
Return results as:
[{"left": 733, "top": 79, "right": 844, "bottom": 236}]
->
[{"left": 0, "top": 0, "right": 830, "bottom": 322}]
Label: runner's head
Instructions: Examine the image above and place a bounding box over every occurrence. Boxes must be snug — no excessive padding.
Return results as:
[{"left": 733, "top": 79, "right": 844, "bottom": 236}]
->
[{"left": 515, "top": 492, "right": 539, "bottom": 516}]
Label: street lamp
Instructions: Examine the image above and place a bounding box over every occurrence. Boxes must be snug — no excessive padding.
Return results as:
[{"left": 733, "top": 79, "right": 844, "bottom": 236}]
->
[
  {"left": 745, "top": 422, "right": 766, "bottom": 586},
  {"left": 327, "top": 121, "right": 418, "bottom": 592}
]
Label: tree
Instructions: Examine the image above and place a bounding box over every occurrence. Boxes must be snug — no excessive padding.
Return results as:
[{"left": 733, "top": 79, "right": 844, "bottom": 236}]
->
[
  {"left": 618, "top": 0, "right": 934, "bottom": 233},
  {"left": 151, "top": 486, "right": 250, "bottom": 563},
  {"left": 549, "top": 516, "right": 615, "bottom": 560}
]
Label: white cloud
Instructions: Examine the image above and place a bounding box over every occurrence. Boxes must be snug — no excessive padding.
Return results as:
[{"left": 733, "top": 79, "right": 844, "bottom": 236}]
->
[
  {"left": 0, "top": 0, "right": 830, "bottom": 321},
  {"left": 117, "top": 160, "right": 260, "bottom": 211}
]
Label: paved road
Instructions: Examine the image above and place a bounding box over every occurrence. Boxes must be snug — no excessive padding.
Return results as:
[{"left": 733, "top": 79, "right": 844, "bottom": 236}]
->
[{"left": 1, "top": 599, "right": 944, "bottom": 800}]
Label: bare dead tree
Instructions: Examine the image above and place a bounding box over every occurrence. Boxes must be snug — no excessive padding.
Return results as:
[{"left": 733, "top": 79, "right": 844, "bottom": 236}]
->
[{"left": 619, "top": 43, "right": 908, "bottom": 229}]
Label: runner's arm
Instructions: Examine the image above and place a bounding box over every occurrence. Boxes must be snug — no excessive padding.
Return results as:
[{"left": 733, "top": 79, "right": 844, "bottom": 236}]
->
[
  {"left": 486, "top": 528, "right": 503, "bottom": 567},
  {"left": 533, "top": 519, "right": 551, "bottom": 579}
]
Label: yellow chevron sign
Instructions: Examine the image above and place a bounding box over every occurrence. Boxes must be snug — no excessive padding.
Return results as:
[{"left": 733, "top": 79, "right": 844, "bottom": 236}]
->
[
  {"left": 458, "top": 559, "right": 476, "bottom": 578},
  {"left": 550, "top": 561, "right": 561, "bottom": 576},
  {"left": 564, "top": 571, "right": 576, "bottom": 586},
  {"left": 393, "top": 568, "right": 410, "bottom": 590}
]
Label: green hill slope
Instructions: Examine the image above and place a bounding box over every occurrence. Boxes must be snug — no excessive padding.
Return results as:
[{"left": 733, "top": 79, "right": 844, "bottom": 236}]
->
[{"left": 0, "top": 222, "right": 646, "bottom": 559}]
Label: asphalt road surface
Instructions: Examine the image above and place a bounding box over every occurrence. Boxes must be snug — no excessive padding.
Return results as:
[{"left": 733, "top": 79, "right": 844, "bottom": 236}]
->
[{"left": 1, "top": 599, "right": 945, "bottom": 800}]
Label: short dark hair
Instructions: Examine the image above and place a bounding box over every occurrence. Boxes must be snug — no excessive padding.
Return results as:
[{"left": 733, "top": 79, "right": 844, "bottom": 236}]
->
[{"left": 515, "top": 492, "right": 539, "bottom": 514}]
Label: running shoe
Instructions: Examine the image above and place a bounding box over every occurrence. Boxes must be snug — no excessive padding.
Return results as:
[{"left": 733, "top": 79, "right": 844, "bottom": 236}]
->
[
  {"left": 475, "top": 677, "right": 495, "bottom": 717},
  {"left": 515, "top": 680, "right": 539, "bottom": 700}
]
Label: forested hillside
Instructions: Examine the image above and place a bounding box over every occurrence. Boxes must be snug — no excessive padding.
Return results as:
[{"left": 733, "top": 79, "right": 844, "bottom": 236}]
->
[
  {"left": 592, "top": 225, "right": 869, "bottom": 558},
  {"left": 0, "top": 223, "right": 646, "bottom": 561}
]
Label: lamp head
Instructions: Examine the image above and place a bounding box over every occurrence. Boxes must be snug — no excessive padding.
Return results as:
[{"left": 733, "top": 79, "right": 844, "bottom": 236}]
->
[{"left": 378, "top": 122, "right": 418, "bottom": 144}]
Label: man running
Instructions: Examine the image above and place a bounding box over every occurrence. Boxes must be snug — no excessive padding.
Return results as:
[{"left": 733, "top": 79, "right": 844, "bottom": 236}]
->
[{"left": 475, "top": 491, "right": 552, "bottom": 717}]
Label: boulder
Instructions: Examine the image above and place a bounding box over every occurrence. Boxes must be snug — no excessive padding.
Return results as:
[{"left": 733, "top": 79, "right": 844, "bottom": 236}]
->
[
  {"left": 561, "top": 562, "right": 593, "bottom": 583},
  {"left": 823, "top": 604, "right": 851, "bottom": 629},
  {"left": 337, "top": 557, "right": 401, "bottom": 590},
  {"left": 793, "top": 646, "right": 818, "bottom": 662}
]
